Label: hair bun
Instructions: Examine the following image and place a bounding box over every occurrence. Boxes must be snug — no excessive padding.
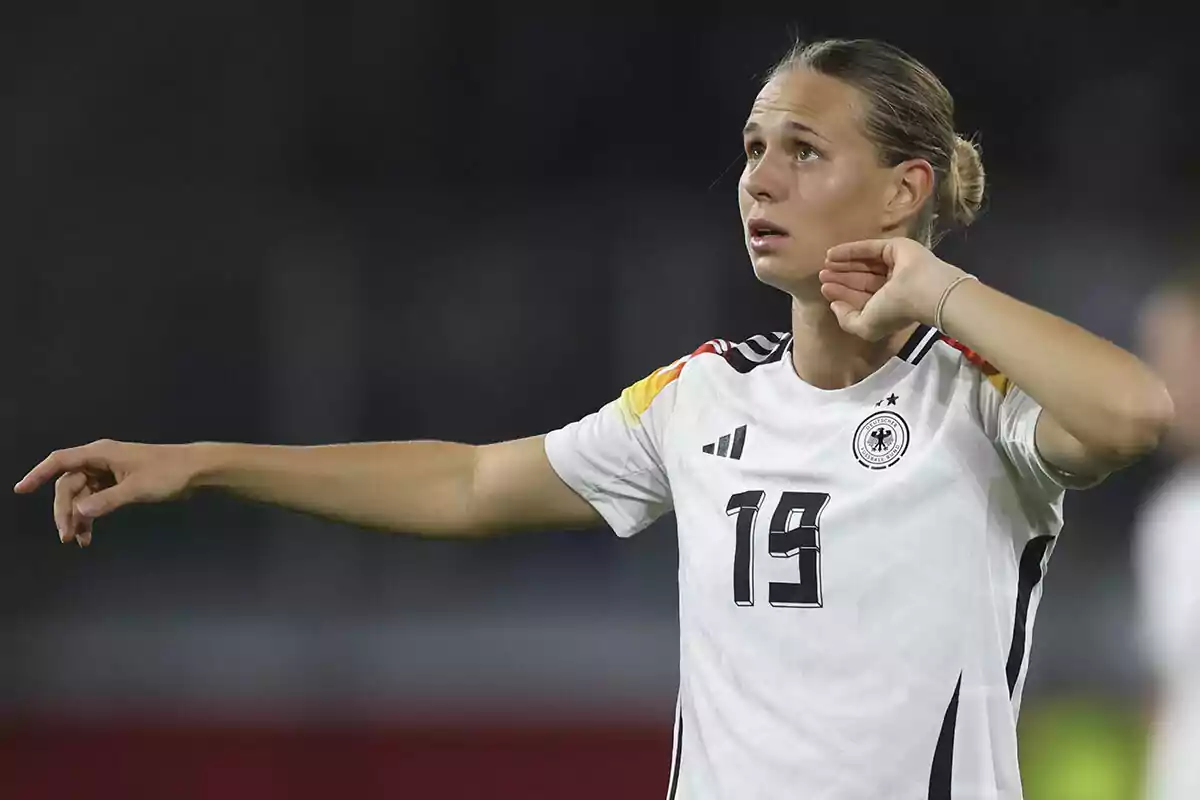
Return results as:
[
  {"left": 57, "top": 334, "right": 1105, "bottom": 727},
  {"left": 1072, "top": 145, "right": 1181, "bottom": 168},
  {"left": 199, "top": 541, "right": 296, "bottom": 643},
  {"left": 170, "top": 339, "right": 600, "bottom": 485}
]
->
[{"left": 946, "top": 135, "right": 985, "bottom": 228}]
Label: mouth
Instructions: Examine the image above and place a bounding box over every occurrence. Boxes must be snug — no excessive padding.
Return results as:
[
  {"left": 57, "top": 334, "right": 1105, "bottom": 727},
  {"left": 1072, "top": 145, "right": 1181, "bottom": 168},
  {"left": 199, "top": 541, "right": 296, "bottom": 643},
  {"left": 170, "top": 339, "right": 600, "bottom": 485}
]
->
[{"left": 747, "top": 218, "right": 790, "bottom": 252}]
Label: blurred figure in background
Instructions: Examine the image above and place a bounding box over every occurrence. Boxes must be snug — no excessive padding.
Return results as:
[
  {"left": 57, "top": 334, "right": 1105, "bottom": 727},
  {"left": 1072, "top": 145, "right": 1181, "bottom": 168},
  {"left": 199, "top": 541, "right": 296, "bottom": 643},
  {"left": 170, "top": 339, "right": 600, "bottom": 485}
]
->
[{"left": 1134, "top": 265, "right": 1200, "bottom": 800}]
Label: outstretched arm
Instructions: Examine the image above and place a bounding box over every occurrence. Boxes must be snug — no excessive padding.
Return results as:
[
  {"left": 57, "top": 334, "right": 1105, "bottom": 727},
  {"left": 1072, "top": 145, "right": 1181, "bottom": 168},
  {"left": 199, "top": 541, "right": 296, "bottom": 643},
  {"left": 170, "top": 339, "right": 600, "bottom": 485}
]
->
[{"left": 14, "top": 436, "right": 601, "bottom": 546}]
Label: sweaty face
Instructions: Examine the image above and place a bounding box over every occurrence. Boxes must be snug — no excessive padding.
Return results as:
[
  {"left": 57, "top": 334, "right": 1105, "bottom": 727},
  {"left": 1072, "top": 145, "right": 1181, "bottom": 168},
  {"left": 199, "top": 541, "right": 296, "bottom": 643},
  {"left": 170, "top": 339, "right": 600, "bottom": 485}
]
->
[{"left": 738, "top": 69, "right": 895, "bottom": 294}]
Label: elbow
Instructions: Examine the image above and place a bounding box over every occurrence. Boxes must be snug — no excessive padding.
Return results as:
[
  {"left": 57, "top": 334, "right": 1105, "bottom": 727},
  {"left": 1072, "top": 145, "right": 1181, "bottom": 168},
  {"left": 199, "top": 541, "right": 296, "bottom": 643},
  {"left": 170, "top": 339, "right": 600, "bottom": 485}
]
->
[{"left": 1102, "top": 382, "right": 1175, "bottom": 463}]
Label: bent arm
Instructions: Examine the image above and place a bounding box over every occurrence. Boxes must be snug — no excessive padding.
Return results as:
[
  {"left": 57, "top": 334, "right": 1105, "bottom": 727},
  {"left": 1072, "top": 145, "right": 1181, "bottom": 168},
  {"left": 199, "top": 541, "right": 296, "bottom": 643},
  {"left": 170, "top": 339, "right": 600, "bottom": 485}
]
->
[
  {"left": 189, "top": 436, "right": 602, "bottom": 536},
  {"left": 939, "top": 280, "right": 1174, "bottom": 478}
]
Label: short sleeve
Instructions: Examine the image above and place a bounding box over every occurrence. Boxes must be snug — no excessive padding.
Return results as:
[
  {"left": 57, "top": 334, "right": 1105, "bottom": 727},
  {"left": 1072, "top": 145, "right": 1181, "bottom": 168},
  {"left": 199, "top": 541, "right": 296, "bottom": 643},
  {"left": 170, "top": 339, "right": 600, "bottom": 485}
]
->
[
  {"left": 544, "top": 344, "right": 715, "bottom": 537},
  {"left": 975, "top": 365, "right": 1104, "bottom": 499}
]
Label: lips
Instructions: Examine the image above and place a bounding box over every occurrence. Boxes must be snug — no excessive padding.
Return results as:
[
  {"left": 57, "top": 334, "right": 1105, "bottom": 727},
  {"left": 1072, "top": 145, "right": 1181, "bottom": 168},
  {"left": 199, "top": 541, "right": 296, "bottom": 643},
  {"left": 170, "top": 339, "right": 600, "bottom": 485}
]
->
[
  {"left": 747, "top": 217, "right": 790, "bottom": 254},
  {"left": 747, "top": 218, "right": 790, "bottom": 238}
]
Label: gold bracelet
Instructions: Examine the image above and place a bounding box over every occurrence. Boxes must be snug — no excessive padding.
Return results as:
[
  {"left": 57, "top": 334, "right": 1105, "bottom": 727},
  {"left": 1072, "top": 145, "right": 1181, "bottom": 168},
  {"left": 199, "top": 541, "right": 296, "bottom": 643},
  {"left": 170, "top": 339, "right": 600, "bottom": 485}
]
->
[{"left": 934, "top": 274, "right": 979, "bottom": 332}]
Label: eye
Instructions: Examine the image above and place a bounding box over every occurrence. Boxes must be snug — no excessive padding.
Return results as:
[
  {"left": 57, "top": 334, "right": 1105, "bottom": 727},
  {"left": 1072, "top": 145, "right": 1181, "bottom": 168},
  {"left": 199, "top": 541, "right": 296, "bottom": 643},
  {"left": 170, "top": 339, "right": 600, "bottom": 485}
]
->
[
  {"left": 794, "top": 140, "right": 820, "bottom": 162},
  {"left": 744, "top": 139, "right": 765, "bottom": 160}
]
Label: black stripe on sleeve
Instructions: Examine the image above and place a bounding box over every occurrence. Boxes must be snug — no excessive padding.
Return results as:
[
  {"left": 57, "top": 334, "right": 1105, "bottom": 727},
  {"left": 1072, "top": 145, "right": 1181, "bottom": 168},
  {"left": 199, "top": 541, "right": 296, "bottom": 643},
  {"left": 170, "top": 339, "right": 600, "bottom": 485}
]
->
[
  {"left": 744, "top": 337, "right": 772, "bottom": 357},
  {"left": 928, "top": 672, "right": 962, "bottom": 800},
  {"left": 763, "top": 336, "right": 790, "bottom": 364},
  {"left": 1006, "top": 535, "right": 1055, "bottom": 696},
  {"left": 716, "top": 434, "right": 731, "bottom": 457},
  {"left": 724, "top": 347, "right": 759, "bottom": 374},
  {"left": 723, "top": 333, "right": 792, "bottom": 374}
]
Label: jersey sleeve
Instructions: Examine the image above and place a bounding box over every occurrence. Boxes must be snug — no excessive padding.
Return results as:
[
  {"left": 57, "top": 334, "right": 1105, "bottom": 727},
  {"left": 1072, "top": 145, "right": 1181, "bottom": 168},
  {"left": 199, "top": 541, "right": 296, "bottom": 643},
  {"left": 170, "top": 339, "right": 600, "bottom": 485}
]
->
[
  {"left": 966, "top": 344, "right": 1104, "bottom": 499},
  {"left": 543, "top": 342, "right": 716, "bottom": 537}
]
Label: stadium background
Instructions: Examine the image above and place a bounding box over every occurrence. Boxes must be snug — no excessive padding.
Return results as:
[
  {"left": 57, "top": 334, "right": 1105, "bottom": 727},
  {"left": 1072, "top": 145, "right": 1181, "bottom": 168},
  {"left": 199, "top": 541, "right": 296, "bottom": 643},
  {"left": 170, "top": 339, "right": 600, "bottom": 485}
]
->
[{"left": 3, "top": 3, "right": 1196, "bottom": 798}]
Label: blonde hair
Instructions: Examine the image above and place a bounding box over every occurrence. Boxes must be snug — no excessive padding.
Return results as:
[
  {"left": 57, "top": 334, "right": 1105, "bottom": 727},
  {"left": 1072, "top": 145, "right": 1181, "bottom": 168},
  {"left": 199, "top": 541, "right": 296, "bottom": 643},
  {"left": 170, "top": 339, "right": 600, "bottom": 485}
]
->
[{"left": 771, "top": 38, "right": 986, "bottom": 245}]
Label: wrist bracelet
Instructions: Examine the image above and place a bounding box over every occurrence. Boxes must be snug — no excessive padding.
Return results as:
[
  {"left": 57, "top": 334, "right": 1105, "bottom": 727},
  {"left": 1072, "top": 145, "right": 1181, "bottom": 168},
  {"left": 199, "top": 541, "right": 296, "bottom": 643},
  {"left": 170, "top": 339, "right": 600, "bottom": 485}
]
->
[{"left": 934, "top": 274, "right": 979, "bottom": 332}]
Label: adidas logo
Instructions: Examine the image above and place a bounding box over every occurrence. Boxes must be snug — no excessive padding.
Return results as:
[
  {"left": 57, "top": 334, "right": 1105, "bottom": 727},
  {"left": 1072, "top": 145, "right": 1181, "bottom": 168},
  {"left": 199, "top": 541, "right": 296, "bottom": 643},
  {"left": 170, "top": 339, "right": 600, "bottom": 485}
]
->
[{"left": 702, "top": 424, "right": 747, "bottom": 460}]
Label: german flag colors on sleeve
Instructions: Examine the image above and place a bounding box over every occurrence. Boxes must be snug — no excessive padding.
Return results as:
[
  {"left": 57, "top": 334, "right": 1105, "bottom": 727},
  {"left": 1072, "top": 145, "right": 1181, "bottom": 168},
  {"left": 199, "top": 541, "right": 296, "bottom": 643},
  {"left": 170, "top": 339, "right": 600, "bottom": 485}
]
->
[
  {"left": 943, "top": 333, "right": 1101, "bottom": 498},
  {"left": 617, "top": 340, "right": 722, "bottom": 424},
  {"left": 941, "top": 335, "right": 1011, "bottom": 398},
  {"left": 543, "top": 339, "right": 723, "bottom": 538}
]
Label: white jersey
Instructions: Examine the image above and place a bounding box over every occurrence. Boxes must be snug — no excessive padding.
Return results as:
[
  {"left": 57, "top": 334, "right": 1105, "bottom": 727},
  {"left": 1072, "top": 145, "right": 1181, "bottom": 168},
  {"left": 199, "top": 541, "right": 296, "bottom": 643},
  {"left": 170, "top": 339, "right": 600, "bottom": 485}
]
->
[
  {"left": 1135, "top": 459, "right": 1200, "bottom": 800},
  {"left": 545, "top": 325, "right": 1098, "bottom": 800}
]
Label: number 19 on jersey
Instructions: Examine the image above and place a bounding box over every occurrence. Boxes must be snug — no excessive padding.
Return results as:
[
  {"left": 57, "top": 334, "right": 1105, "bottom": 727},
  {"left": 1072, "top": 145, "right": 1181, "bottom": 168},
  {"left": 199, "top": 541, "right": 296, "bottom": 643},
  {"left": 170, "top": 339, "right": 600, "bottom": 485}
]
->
[{"left": 726, "top": 490, "right": 830, "bottom": 608}]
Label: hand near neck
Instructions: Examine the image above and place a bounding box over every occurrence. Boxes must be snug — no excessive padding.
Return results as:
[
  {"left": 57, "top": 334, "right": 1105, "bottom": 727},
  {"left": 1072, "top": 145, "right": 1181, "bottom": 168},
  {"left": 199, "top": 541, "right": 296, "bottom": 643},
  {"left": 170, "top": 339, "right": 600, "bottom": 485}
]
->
[{"left": 788, "top": 285, "right": 920, "bottom": 391}]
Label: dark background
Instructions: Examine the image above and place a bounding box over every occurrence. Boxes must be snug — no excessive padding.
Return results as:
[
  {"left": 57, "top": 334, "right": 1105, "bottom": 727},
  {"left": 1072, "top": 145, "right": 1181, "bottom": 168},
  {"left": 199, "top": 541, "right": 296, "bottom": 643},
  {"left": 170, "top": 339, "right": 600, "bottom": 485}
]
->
[{"left": 4, "top": 2, "right": 1196, "bottom": 798}]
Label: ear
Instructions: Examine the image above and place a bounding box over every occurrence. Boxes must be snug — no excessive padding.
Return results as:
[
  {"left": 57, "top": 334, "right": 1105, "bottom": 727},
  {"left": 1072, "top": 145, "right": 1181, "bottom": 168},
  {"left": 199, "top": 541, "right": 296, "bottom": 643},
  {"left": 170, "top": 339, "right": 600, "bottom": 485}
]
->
[{"left": 880, "top": 158, "right": 935, "bottom": 230}]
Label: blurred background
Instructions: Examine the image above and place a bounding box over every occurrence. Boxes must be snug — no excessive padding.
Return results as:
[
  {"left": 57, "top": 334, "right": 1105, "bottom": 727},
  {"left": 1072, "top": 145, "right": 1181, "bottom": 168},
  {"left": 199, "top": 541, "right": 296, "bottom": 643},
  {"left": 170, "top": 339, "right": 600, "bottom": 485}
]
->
[{"left": 4, "top": 2, "right": 1197, "bottom": 798}]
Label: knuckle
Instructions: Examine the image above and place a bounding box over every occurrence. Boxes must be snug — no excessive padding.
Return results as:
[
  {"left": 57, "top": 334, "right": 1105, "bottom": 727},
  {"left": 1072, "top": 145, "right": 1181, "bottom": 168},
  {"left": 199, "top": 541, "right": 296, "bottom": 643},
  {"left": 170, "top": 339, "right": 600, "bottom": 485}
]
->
[{"left": 56, "top": 472, "right": 84, "bottom": 490}]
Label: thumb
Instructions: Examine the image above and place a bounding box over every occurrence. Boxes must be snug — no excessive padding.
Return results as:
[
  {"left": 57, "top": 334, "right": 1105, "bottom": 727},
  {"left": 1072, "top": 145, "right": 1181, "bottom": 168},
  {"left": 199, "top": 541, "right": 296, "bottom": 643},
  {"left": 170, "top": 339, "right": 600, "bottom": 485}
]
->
[
  {"left": 829, "top": 300, "right": 863, "bottom": 335},
  {"left": 75, "top": 480, "right": 141, "bottom": 519}
]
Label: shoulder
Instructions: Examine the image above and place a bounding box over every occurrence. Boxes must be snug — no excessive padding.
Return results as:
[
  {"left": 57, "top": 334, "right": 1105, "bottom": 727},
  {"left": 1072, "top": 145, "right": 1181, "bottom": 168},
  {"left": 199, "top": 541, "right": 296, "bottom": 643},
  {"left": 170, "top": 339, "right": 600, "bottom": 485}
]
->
[
  {"left": 675, "top": 331, "right": 792, "bottom": 378},
  {"left": 616, "top": 332, "right": 789, "bottom": 421},
  {"left": 719, "top": 331, "right": 793, "bottom": 374},
  {"left": 935, "top": 333, "right": 1012, "bottom": 397}
]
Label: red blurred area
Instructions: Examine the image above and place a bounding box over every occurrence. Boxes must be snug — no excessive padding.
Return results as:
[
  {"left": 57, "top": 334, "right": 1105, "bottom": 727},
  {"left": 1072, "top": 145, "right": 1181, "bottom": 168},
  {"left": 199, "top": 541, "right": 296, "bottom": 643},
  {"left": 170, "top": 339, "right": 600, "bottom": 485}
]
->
[{"left": 0, "top": 722, "right": 673, "bottom": 799}]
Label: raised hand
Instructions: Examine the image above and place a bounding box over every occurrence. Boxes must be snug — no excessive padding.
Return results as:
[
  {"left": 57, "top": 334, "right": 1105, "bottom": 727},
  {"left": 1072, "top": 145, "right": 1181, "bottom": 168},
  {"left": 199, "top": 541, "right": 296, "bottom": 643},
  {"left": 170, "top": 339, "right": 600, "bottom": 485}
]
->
[
  {"left": 13, "top": 440, "right": 198, "bottom": 546},
  {"left": 819, "top": 238, "right": 968, "bottom": 341}
]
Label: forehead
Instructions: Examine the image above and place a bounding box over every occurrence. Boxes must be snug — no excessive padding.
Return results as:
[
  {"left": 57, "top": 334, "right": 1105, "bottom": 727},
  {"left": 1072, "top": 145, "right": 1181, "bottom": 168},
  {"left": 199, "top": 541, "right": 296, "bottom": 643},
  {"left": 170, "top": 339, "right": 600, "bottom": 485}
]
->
[{"left": 746, "top": 68, "right": 867, "bottom": 140}]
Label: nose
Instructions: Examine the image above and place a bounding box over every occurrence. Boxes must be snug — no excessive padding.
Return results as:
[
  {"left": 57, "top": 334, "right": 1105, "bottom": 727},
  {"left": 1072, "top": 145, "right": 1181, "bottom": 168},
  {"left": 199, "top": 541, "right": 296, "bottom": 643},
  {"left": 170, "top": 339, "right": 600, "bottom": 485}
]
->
[{"left": 741, "top": 152, "right": 787, "bottom": 204}]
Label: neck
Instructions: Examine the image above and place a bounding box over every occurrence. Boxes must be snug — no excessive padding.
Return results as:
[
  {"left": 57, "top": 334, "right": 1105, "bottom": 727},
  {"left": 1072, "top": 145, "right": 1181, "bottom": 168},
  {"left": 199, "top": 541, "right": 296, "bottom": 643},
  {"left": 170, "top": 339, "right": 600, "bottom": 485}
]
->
[{"left": 788, "top": 283, "right": 921, "bottom": 390}]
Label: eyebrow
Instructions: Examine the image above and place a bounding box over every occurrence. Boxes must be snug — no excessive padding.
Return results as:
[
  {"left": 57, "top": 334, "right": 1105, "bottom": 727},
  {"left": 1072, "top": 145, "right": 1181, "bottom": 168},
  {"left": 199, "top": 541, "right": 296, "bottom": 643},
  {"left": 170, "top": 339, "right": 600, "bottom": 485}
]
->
[{"left": 742, "top": 120, "right": 825, "bottom": 141}]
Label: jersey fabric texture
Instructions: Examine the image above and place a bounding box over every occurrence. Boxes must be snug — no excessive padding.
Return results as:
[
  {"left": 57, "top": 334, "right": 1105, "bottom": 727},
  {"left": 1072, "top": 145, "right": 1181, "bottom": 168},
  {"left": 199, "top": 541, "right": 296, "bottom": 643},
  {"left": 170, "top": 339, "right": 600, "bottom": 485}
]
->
[{"left": 544, "top": 325, "right": 1097, "bottom": 800}]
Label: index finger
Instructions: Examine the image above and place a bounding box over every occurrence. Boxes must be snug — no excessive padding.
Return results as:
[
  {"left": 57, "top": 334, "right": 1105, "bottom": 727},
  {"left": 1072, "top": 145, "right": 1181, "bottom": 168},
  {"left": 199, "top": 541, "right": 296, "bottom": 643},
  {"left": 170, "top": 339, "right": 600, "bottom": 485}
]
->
[
  {"left": 826, "top": 239, "right": 892, "bottom": 264},
  {"left": 13, "top": 444, "right": 106, "bottom": 494}
]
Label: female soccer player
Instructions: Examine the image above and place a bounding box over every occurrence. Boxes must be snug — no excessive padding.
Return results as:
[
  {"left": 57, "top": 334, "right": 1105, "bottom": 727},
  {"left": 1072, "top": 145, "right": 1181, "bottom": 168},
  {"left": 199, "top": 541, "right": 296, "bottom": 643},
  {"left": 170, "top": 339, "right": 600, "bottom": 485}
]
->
[{"left": 15, "top": 39, "right": 1173, "bottom": 799}]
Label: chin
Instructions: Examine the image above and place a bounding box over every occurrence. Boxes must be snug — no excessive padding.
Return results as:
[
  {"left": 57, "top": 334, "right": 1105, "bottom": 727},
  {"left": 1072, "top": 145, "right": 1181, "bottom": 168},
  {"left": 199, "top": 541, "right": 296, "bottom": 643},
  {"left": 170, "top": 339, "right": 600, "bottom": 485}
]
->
[{"left": 749, "top": 250, "right": 820, "bottom": 295}]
